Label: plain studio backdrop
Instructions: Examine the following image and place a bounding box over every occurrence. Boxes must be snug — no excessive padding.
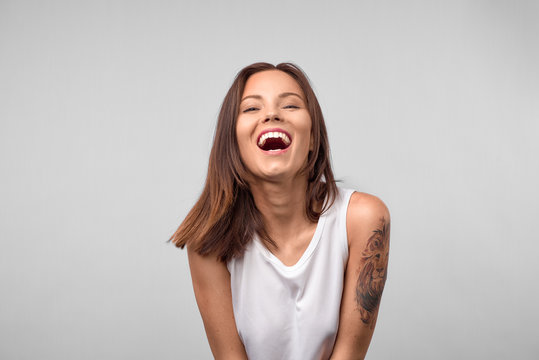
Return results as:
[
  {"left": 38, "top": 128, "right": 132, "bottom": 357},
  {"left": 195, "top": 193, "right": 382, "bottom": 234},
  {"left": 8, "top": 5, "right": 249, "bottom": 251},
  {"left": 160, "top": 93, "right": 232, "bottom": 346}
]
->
[{"left": 1, "top": 0, "right": 538, "bottom": 359}]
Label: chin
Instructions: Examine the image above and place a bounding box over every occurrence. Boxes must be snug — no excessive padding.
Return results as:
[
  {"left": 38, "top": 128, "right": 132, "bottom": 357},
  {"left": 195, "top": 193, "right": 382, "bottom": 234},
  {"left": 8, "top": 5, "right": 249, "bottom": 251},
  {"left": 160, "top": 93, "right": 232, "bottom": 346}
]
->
[
  {"left": 256, "top": 164, "right": 306, "bottom": 183},
  {"left": 246, "top": 150, "right": 308, "bottom": 182},
  {"left": 258, "top": 169, "right": 289, "bottom": 181}
]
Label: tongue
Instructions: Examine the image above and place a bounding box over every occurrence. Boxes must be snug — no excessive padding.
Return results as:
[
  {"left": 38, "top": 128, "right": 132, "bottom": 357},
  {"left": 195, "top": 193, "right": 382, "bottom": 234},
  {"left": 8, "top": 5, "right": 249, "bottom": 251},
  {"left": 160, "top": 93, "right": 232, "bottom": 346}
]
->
[{"left": 261, "top": 137, "right": 288, "bottom": 151}]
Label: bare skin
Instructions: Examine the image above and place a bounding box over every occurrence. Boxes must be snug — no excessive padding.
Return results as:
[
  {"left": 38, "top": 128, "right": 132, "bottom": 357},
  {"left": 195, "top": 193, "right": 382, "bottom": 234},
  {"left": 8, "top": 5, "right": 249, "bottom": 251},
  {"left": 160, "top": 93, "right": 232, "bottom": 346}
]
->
[
  {"left": 187, "top": 246, "right": 248, "bottom": 359},
  {"left": 247, "top": 174, "right": 318, "bottom": 266}
]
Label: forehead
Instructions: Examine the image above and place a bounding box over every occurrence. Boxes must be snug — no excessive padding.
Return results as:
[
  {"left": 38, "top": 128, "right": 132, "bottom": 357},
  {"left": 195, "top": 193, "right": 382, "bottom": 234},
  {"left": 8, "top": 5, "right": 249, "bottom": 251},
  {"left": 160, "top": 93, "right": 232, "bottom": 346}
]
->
[{"left": 242, "top": 70, "right": 304, "bottom": 97}]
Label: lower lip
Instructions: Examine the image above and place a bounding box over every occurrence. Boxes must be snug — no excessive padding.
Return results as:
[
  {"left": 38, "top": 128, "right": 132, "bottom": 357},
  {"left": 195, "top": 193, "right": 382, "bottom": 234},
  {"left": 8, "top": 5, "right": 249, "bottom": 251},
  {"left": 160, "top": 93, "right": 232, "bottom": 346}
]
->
[{"left": 258, "top": 146, "right": 290, "bottom": 155}]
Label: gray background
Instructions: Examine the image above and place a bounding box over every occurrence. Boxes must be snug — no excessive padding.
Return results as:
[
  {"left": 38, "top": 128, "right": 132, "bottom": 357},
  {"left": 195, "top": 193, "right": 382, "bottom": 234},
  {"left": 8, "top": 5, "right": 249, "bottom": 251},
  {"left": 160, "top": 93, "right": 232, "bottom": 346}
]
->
[{"left": 1, "top": 0, "right": 538, "bottom": 359}]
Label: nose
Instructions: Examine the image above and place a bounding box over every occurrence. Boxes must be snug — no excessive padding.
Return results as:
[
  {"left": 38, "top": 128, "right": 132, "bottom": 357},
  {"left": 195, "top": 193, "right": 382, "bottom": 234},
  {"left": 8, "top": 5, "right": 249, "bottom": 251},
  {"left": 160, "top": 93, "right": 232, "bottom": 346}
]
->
[{"left": 263, "top": 113, "right": 280, "bottom": 123}]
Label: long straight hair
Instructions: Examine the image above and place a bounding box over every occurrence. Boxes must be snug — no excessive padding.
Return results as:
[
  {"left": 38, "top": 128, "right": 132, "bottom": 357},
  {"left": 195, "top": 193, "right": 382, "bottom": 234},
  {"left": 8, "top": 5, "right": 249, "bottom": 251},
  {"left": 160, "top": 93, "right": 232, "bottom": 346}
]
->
[{"left": 169, "top": 62, "right": 337, "bottom": 262}]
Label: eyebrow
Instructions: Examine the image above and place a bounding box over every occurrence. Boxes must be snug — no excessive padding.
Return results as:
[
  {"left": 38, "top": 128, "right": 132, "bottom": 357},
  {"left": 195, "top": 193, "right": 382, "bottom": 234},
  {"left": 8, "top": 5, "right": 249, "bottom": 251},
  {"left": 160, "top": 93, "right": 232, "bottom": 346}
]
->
[{"left": 240, "top": 92, "right": 305, "bottom": 102}]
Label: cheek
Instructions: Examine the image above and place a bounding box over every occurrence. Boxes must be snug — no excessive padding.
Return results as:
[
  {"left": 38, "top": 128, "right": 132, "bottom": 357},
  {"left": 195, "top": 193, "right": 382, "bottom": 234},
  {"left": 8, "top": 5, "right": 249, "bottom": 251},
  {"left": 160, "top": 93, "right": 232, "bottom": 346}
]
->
[
  {"left": 235, "top": 120, "right": 249, "bottom": 147},
  {"left": 296, "top": 115, "right": 313, "bottom": 151},
  {"left": 235, "top": 119, "right": 256, "bottom": 163}
]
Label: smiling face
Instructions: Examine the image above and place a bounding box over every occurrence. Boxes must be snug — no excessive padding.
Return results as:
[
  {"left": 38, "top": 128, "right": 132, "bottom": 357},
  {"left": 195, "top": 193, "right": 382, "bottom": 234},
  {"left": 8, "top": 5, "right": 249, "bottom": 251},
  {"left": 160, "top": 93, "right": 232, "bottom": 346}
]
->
[{"left": 236, "top": 70, "right": 313, "bottom": 183}]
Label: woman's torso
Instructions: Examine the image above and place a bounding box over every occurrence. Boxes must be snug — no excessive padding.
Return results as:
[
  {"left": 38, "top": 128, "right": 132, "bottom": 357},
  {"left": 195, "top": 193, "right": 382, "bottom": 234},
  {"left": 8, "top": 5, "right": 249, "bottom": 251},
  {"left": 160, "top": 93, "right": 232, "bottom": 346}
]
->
[{"left": 227, "top": 187, "right": 355, "bottom": 360}]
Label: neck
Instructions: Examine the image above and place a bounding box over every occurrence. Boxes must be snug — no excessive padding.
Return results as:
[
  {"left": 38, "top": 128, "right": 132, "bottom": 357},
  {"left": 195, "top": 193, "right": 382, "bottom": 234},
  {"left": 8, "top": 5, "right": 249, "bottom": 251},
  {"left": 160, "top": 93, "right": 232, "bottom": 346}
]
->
[{"left": 248, "top": 175, "right": 312, "bottom": 242}]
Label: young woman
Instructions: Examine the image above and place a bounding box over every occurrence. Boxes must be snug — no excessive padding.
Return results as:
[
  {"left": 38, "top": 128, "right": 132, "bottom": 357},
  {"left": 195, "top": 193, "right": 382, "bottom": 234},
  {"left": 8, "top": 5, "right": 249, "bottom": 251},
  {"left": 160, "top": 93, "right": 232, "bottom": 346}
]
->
[{"left": 170, "top": 62, "right": 390, "bottom": 360}]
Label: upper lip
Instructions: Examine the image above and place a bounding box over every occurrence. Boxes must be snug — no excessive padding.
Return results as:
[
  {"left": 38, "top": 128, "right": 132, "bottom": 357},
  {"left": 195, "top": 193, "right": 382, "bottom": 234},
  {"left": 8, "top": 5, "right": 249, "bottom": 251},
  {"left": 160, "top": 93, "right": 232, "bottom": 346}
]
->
[{"left": 256, "top": 128, "right": 292, "bottom": 145}]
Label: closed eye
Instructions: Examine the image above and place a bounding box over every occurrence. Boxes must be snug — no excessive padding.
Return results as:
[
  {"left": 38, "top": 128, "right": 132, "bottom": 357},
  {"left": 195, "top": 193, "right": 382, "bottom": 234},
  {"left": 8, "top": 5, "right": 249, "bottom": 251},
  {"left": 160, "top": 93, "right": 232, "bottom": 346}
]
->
[
  {"left": 283, "top": 105, "right": 300, "bottom": 109},
  {"left": 243, "top": 107, "right": 259, "bottom": 113}
]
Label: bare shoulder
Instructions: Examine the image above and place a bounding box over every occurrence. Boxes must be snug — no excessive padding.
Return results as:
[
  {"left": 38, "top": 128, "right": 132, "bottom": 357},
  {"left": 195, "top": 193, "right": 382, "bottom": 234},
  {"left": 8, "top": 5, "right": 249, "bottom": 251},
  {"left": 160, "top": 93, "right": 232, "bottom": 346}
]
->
[{"left": 346, "top": 191, "right": 390, "bottom": 247}]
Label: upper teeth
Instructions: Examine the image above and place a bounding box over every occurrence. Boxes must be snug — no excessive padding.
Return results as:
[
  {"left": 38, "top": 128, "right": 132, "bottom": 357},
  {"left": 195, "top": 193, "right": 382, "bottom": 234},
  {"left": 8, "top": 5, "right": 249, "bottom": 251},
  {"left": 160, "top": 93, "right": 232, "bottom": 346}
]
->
[{"left": 258, "top": 132, "right": 291, "bottom": 147}]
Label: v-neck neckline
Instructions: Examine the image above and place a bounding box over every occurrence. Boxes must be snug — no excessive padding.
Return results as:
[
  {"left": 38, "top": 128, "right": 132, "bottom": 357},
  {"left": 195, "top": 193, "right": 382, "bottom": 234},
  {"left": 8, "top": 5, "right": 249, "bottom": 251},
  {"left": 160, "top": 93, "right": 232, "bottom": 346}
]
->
[{"left": 254, "top": 213, "right": 327, "bottom": 272}]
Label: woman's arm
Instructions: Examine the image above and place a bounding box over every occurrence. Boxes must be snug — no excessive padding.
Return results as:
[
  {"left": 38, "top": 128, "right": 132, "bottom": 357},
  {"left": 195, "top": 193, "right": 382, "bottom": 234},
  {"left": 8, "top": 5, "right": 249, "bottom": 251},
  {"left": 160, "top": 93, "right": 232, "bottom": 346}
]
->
[
  {"left": 330, "top": 192, "right": 391, "bottom": 360},
  {"left": 187, "top": 246, "right": 248, "bottom": 360}
]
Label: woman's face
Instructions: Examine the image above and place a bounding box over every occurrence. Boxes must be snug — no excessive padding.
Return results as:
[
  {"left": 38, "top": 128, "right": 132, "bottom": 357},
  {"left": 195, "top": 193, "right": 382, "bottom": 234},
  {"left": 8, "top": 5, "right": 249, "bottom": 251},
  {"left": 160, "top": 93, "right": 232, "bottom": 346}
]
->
[{"left": 236, "top": 70, "right": 313, "bottom": 183}]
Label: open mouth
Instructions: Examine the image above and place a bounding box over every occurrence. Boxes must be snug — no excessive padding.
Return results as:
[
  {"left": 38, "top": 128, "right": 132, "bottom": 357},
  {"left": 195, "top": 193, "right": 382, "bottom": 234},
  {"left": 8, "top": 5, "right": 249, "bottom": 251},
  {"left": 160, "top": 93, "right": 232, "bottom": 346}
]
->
[{"left": 257, "top": 131, "right": 292, "bottom": 151}]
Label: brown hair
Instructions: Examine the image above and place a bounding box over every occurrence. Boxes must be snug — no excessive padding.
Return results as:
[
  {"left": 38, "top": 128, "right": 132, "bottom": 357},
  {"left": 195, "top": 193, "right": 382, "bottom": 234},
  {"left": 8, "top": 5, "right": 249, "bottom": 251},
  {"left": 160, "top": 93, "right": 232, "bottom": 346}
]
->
[{"left": 169, "top": 62, "right": 337, "bottom": 262}]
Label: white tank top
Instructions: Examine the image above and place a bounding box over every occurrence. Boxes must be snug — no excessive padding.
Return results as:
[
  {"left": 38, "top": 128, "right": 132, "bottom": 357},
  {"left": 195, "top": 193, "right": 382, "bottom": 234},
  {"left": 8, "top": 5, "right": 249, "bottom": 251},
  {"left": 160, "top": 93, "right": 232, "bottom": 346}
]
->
[{"left": 227, "top": 187, "right": 355, "bottom": 360}]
